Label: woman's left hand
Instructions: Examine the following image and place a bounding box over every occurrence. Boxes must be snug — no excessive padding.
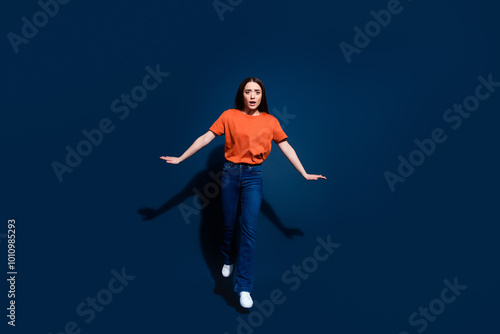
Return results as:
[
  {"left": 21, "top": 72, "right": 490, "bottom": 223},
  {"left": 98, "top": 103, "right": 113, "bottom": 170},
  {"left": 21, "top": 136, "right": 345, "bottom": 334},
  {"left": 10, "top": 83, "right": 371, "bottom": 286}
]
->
[{"left": 303, "top": 173, "right": 327, "bottom": 180}]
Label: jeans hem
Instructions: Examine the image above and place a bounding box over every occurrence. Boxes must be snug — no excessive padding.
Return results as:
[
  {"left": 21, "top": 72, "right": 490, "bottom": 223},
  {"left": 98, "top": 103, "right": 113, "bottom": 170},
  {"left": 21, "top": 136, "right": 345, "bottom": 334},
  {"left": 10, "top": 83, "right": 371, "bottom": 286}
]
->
[{"left": 234, "top": 286, "right": 252, "bottom": 293}]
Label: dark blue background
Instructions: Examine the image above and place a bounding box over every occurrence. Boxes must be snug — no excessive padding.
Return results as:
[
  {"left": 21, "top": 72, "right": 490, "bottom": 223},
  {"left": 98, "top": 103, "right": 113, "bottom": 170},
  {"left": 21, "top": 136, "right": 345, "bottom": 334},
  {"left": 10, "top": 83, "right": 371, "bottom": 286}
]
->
[{"left": 2, "top": 0, "right": 499, "bottom": 333}]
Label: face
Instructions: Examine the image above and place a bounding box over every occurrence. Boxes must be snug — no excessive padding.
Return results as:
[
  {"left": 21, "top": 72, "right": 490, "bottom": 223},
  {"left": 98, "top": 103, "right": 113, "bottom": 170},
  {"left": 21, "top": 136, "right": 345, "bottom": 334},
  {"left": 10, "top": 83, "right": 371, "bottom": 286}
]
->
[{"left": 243, "top": 82, "right": 262, "bottom": 112}]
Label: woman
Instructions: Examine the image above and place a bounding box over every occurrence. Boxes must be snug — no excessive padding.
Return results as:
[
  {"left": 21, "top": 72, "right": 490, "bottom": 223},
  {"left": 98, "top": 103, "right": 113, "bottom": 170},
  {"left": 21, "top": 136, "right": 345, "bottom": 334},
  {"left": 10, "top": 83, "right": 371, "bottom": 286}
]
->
[{"left": 161, "top": 77, "right": 326, "bottom": 308}]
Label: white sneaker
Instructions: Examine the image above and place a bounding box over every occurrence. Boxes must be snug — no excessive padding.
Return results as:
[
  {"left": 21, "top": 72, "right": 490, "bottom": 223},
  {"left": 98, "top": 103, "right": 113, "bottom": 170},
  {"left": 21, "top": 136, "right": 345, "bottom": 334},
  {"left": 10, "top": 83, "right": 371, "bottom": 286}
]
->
[
  {"left": 221, "top": 264, "right": 233, "bottom": 277},
  {"left": 239, "top": 292, "right": 253, "bottom": 308}
]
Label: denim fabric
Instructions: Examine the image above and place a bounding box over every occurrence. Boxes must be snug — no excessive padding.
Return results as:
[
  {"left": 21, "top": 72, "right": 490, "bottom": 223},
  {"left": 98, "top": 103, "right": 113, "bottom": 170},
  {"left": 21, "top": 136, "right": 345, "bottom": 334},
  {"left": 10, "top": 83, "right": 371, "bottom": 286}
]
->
[{"left": 220, "top": 161, "right": 263, "bottom": 293}]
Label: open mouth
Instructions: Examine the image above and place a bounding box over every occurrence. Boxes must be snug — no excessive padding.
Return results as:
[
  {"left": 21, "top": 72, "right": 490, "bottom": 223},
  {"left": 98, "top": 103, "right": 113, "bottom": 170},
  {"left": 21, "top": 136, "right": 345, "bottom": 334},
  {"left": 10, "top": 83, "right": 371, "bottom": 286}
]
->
[{"left": 249, "top": 101, "right": 256, "bottom": 107}]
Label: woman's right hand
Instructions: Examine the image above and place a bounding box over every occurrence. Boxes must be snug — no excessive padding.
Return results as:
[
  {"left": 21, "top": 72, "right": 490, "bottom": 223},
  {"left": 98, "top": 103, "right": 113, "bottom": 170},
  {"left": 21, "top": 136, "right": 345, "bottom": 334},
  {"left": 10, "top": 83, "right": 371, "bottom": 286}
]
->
[{"left": 160, "top": 156, "right": 181, "bottom": 164}]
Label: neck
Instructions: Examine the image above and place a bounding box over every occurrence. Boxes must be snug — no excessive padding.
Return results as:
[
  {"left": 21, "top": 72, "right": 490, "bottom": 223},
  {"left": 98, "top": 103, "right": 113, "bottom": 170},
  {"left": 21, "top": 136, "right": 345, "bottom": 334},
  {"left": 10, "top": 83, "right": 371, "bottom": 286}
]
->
[{"left": 242, "top": 108, "right": 261, "bottom": 116}]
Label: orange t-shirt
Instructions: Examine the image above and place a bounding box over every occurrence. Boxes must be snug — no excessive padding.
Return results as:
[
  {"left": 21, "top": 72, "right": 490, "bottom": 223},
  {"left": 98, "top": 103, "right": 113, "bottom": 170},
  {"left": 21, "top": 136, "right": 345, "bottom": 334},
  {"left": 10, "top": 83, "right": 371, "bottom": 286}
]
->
[{"left": 209, "top": 109, "right": 288, "bottom": 164}]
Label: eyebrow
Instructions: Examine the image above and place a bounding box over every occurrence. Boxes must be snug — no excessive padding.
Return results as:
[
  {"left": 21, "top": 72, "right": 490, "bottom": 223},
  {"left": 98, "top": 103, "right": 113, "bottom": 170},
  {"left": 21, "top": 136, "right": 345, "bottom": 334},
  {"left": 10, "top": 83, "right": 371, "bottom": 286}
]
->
[{"left": 245, "top": 89, "right": 261, "bottom": 91}]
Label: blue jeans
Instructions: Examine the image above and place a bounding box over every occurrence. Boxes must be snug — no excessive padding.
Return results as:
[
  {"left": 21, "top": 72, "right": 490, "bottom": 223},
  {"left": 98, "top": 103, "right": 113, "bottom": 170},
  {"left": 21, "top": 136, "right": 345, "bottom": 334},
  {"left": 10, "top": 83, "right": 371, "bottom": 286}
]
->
[{"left": 220, "top": 161, "right": 263, "bottom": 293}]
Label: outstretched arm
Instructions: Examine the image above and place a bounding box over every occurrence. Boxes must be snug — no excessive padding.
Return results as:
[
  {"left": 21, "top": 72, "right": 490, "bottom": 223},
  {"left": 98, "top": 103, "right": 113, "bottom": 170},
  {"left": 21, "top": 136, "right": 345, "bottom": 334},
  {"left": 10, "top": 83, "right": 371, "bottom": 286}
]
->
[
  {"left": 277, "top": 140, "right": 326, "bottom": 180},
  {"left": 160, "top": 130, "right": 216, "bottom": 164}
]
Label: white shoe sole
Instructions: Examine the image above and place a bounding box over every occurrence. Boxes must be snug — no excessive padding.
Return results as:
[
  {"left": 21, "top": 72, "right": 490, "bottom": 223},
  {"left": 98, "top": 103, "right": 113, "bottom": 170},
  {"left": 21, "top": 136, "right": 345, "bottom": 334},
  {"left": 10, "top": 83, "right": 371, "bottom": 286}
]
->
[
  {"left": 239, "top": 292, "right": 253, "bottom": 308},
  {"left": 222, "top": 264, "right": 233, "bottom": 277}
]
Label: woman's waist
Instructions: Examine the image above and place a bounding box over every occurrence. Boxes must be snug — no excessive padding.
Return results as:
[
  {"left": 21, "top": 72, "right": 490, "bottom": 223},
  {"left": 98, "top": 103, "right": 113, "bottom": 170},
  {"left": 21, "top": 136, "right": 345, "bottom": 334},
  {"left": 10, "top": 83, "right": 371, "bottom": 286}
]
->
[{"left": 225, "top": 160, "right": 262, "bottom": 167}]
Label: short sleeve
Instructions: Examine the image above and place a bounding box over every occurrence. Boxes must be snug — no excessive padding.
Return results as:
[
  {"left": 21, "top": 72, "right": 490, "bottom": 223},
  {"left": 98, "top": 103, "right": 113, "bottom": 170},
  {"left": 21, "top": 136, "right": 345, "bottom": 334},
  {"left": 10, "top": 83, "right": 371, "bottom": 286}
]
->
[
  {"left": 272, "top": 117, "right": 288, "bottom": 143},
  {"left": 209, "top": 111, "right": 226, "bottom": 136}
]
